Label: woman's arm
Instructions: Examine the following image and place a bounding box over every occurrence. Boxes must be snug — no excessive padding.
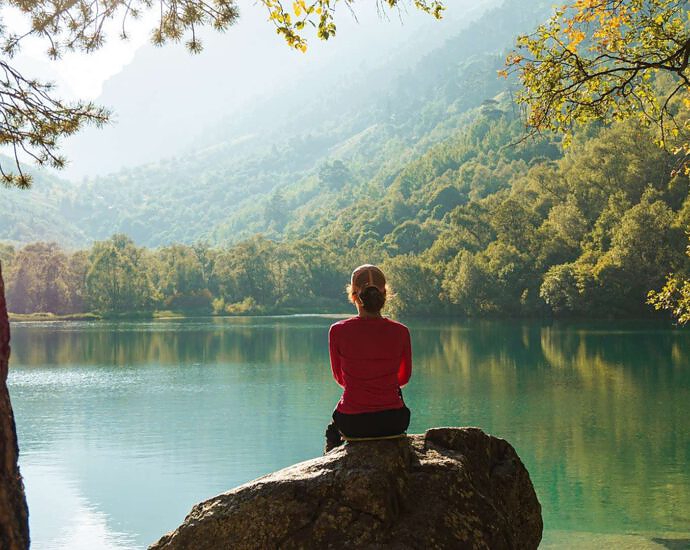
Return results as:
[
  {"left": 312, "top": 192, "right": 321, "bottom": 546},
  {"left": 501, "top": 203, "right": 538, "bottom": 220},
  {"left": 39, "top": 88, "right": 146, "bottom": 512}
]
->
[
  {"left": 398, "top": 327, "right": 412, "bottom": 387},
  {"left": 329, "top": 325, "right": 345, "bottom": 387}
]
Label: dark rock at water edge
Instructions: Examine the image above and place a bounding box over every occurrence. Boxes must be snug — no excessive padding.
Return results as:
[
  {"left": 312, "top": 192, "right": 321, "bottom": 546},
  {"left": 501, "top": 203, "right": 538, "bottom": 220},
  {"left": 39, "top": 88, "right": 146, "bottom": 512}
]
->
[{"left": 150, "top": 427, "right": 542, "bottom": 549}]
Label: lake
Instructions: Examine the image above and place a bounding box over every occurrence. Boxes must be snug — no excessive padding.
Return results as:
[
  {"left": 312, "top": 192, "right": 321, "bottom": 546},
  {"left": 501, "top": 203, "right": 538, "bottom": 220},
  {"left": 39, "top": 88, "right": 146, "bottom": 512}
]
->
[{"left": 7, "top": 317, "right": 690, "bottom": 549}]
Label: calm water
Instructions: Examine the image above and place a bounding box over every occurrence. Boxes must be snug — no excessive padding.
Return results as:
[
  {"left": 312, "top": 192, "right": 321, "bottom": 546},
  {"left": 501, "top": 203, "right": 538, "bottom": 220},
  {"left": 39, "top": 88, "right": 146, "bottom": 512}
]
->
[{"left": 7, "top": 317, "right": 690, "bottom": 549}]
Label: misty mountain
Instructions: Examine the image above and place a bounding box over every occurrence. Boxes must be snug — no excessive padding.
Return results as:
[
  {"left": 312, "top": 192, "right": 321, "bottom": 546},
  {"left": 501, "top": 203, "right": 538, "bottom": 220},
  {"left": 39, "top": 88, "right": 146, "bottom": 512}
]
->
[
  {"left": 0, "top": 0, "right": 551, "bottom": 247},
  {"left": 61, "top": 1, "right": 486, "bottom": 178}
]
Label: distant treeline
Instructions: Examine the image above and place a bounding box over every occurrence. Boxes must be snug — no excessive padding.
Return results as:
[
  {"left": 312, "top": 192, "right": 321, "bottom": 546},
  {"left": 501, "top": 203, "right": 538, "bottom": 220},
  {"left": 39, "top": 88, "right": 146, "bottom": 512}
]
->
[{"left": 0, "top": 236, "right": 351, "bottom": 317}]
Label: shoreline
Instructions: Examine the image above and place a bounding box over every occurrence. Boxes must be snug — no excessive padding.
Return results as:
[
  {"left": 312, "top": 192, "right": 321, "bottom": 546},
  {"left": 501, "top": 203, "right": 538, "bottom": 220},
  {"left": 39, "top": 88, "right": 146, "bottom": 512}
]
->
[{"left": 7, "top": 311, "right": 687, "bottom": 330}]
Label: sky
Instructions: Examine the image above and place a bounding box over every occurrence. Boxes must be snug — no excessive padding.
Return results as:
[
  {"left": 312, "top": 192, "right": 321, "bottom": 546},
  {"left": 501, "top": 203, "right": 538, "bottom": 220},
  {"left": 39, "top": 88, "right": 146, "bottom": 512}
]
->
[
  {"left": 1, "top": 0, "right": 497, "bottom": 178},
  {"left": 5, "top": 1, "right": 490, "bottom": 99},
  {"left": 3, "top": 6, "right": 155, "bottom": 99}
]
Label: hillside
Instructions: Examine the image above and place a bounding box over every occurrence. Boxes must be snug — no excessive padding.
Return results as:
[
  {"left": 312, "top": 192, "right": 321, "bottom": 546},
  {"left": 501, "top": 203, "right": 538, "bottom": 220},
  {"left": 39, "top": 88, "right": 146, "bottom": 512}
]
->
[{"left": 0, "top": 0, "right": 550, "bottom": 247}]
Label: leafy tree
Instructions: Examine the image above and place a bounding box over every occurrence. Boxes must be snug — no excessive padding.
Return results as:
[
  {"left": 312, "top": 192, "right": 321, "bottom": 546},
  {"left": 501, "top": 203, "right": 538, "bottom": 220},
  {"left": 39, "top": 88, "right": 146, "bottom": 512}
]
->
[
  {"left": 67, "top": 250, "right": 90, "bottom": 313},
  {"left": 505, "top": 0, "right": 690, "bottom": 155},
  {"left": 0, "top": 244, "right": 14, "bottom": 269},
  {"left": 648, "top": 250, "right": 690, "bottom": 324},
  {"left": 318, "top": 160, "right": 350, "bottom": 190},
  {"left": 490, "top": 197, "right": 538, "bottom": 251},
  {"left": 442, "top": 250, "right": 489, "bottom": 315},
  {"left": 595, "top": 192, "right": 684, "bottom": 305},
  {"left": 86, "top": 234, "right": 157, "bottom": 313},
  {"left": 6, "top": 242, "right": 72, "bottom": 314},
  {"left": 291, "top": 240, "right": 346, "bottom": 300},
  {"left": 535, "top": 201, "right": 588, "bottom": 269},
  {"left": 212, "top": 236, "right": 276, "bottom": 309},
  {"left": 383, "top": 220, "right": 437, "bottom": 255},
  {"left": 382, "top": 254, "right": 442, "bottom": 316},
  {"left": 505, "top": 0, "right": 690, "bottom": 321},
  {"left": 540, "top": 263, "right": 581, "bottom": 315},
  {"left": 583, "top": 191, "right": 631, "bottom": 254},
  {"left": 481, "top": 241, "right": 535, "bottom": 314},
  {"left": 155, "top": 244, "right": 214, "bottom": 310},
  {"left": 264, "top": 189, "right": 289, "bottom": 230}
]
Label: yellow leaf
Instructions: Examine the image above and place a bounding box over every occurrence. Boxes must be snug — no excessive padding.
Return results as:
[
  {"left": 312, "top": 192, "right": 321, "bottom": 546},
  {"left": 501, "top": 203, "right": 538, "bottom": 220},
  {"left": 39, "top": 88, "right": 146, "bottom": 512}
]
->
[{"left": 566, "top": 29, "right": 585, "bottom": 52}]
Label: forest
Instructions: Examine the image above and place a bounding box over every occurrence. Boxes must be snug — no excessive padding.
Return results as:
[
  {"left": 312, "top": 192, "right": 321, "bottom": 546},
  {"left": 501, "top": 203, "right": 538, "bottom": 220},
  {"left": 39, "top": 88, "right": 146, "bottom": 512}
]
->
[
  {"left": 1, "top": 0, "right": 689, "bottom": 320},
  {"left": 3, "top": 110, "right": 689, "bottom": 319}
]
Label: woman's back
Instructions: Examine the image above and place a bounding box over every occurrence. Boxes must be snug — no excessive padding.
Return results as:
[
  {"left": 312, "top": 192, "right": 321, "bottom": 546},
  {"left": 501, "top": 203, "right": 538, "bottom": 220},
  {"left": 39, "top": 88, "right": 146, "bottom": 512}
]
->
[{"left": 330, "top": 316, "right": 411, "bottom": 414}]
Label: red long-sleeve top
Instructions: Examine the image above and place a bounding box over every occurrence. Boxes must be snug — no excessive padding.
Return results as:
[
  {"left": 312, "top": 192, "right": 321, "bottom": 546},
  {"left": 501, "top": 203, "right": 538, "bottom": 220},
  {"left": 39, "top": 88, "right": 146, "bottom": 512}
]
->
[{"left": 329, "top": 316, "right": 412, "bottom": 414}]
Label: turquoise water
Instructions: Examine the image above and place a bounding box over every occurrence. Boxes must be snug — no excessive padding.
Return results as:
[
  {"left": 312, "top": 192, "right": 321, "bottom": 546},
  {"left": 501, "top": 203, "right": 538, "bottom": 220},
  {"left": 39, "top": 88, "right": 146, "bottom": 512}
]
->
[{"left": 7, "top": 317, "right": 690, "bottom": 549}]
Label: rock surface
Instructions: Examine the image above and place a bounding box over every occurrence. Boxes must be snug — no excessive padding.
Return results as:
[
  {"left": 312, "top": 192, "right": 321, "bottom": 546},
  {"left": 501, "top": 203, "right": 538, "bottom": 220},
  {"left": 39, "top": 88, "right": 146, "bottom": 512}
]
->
[{"left": 150, "top": 427, "right": 542, "bottom": 550}]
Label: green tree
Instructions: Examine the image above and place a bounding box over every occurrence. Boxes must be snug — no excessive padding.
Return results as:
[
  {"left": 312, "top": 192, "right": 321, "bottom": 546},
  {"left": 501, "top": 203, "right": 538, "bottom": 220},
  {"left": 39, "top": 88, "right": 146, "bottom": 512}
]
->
[
  {"left": 540, "top": 263, "right": 581, "bottom": 315},
  {"left": 594, "top": 193, "right": 684, "bottom": 308},
  {"left": 318, "top": 160, "right": 351, "bottom": 190},
  {"left": 6, "top": 242, "right": 72, "bottom": 314},
  {"left": 155, "top": 244, "right": 214, "bottom": 311},
  {"left": 648, "top": 250, "right": 690, "bottom": 324},
  {"left": 384, "top": 220, "right": 437, "bottom": 255},
  {"left": 535, "top": 201, "right": 588, "bottom": 269},
  {"left": 442, "top": 250, "right": 489, "bottom": 315},
  {"left": 67, "top": 250, "right": 90, "bottom": 313},
  {"left": 382, "top": 254, "right": 442, "bottom": 316},
  {"left": 86, "top": 234, "right": 157, "bottom": 314},
  {"left": 264, "top": 189, "right": 289, "bottom": 230},
  {"left": 506, "top": 0, "right": 690, "bottom": 321},
  {"left": 212, "top": 236, "right": 276, "bottom": 309}
]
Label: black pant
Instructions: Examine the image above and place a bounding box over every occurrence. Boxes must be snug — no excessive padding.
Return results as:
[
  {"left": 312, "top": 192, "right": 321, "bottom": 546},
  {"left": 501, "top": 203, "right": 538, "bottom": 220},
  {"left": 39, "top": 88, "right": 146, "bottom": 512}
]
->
[
  {"left": 325, "top": 406, "right": 411, "bottom": 451},
  {"left": 333, "top": 407, "right": 411, "bottom": 438}
]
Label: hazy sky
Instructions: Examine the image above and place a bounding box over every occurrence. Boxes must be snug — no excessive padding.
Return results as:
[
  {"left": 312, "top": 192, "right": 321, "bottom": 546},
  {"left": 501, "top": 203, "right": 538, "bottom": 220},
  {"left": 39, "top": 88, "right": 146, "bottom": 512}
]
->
[
  {"left": 3, "top": 6, "right": 154, "bottom": 99},
  {"left": 2, "top": 0, "right": 497, "bottom": 178},
  {"left": 5, "top": 1, "right": 491, "bottom": 99}
]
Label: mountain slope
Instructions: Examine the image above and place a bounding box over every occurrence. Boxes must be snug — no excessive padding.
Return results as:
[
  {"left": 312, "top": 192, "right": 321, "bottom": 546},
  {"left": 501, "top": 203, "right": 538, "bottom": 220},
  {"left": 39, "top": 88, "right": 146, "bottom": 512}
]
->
[{"left": 0, "top": 0, "right": 551, "bottom": 247}]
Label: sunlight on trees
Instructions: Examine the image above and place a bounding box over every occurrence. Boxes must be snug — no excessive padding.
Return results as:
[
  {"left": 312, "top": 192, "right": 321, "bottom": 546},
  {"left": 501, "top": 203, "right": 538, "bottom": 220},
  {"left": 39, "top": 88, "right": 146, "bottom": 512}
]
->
[
  {"left": 505, "top": 0, "right": 690, "bottom": 157},
  {"left": 505, "top": 0, "right": 690, "bottom": 323}
]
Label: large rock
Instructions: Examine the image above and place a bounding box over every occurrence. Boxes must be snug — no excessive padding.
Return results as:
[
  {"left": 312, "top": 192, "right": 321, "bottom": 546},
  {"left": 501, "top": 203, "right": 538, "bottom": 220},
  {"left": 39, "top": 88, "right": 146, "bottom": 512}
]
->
[{"left": 151, "top": 427, "right": 542, "bottom": 549}]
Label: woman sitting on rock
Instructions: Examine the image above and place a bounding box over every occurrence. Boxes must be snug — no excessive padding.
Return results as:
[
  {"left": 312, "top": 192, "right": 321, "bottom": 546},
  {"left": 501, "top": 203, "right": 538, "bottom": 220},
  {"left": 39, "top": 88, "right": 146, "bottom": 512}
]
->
[{"left": 325, "top": 264, "right": 412, "bottom": 452}]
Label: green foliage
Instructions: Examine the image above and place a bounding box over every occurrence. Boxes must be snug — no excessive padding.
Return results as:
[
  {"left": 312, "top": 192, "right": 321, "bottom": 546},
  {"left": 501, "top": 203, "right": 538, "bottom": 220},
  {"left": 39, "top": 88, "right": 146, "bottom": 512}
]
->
[
  {"left": 505, "top": 0, "right": 690, "bottom": 155},
  {"left": 540, "top": 263, "right": 582, "bottom": 314},
  {"left": 4, "top": 110, "right": 688, "bottom": 319},
  {"left": 3, "top": 1, "right": 686, "bottom": 320},
  {"left": 648, "top": 246, "right": 690, "bottom": 324},
  {"left": 5, "top": 116, "right": 690, "bottom": 316},
  {"left": 506, "top": 0, "right": 690, "bottom": 322},
  {"left": 382, "top": 255, "right": 442, "bottom": 316},
  {"left": 5, "top": 242, "right": 74, "bottom": 314},
  {"left": 318, "top": 160, "right": 350, "bottom": 190},
  {"left": 441, "top": 250, "right": 489, "bottom": 315},
  {"left": 86, "top": 235, "right": 158, "bottom": 314}
]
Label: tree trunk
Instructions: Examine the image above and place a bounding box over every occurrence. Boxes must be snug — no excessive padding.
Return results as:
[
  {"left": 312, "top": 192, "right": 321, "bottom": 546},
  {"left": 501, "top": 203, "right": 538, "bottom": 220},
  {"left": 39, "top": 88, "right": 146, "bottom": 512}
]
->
[{"left": 0, "top": 263, "right": 29, "bottom": 549}]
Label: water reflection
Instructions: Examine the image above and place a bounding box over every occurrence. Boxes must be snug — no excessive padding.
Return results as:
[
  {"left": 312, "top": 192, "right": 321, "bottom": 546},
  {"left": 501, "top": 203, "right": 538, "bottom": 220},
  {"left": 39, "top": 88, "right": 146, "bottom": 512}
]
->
[{"left": 8, "top": 317, "right": 690, "bottom": 548}]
